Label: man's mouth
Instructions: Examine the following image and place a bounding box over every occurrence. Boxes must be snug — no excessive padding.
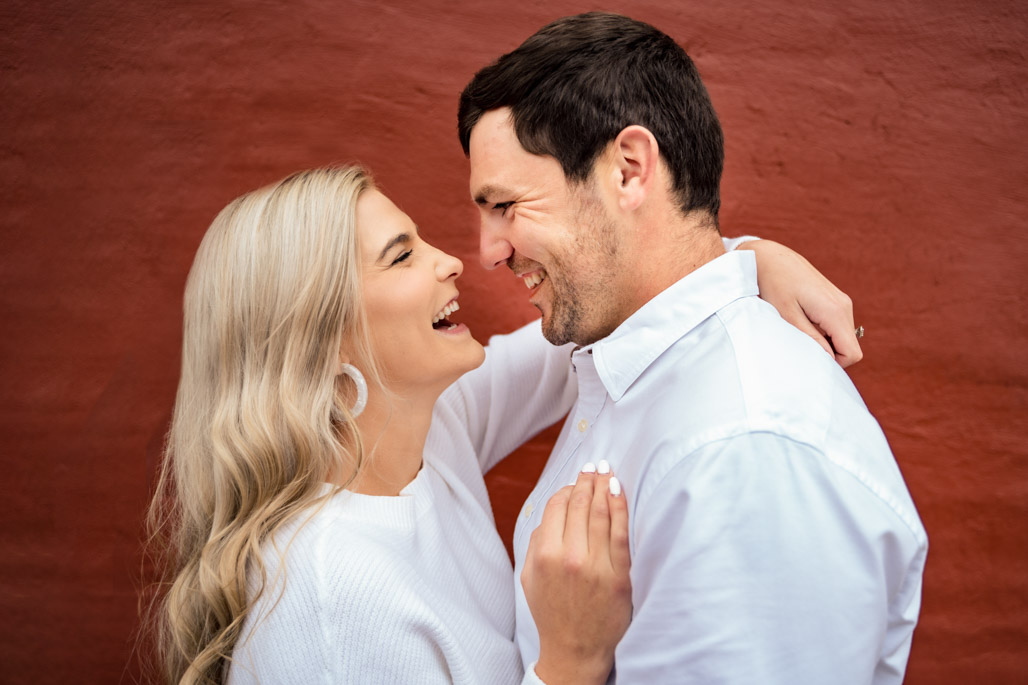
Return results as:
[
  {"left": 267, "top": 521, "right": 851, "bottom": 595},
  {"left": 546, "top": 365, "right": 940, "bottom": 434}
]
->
[
  {"left": 432, "top": 298, "right": 461, "bottom": 330},
  {"left": 521, "top": 269, "right": 547, "bottom": 291}
]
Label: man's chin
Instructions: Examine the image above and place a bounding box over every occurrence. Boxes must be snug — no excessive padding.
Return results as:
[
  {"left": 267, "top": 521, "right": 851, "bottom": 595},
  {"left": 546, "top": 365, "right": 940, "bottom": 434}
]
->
[
  {"left": 540, "top": 312, "right": 576, "bottom": 347},
  {"left": 539, "top": 295, "right": 592, "bottom": 346}
]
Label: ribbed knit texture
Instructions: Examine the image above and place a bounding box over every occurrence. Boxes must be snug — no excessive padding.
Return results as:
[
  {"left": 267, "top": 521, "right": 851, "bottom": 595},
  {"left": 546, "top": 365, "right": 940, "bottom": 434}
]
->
[{"left": 227, "top": 320, "right": 574, "bottom": 684}]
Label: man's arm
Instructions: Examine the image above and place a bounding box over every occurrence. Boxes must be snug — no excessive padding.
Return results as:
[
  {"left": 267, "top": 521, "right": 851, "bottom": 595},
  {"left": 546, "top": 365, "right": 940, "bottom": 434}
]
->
[{"left": 616, "top": 433, "right": 924, "bottom": 683}]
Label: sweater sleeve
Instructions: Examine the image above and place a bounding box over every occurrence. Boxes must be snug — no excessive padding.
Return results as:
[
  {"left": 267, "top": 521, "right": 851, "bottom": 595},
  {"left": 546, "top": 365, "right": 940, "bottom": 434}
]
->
[
  {"left": 440, "top": 319, "right": 577, "bottom": 474},
  {"left": 721, "top": 235, "right": 760, "bottom": 251},
  {"left": 522, "top": 662, "right": 549, "bottom": 685}
]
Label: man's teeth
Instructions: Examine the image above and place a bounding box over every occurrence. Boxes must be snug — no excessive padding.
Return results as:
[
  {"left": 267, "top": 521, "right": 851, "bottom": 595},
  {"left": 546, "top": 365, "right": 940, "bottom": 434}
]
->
[
  {"left": 432, "top": 301, "right": 459, "bottom": 324},
  {"left": 523, "top": 271, "right": 546, "bottom": 289}
]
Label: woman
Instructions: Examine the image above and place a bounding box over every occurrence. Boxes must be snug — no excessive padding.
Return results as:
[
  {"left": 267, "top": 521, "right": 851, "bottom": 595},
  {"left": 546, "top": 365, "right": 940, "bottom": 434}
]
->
[{"left": 148, "top": 166, "right": 858, "bottom": 684}]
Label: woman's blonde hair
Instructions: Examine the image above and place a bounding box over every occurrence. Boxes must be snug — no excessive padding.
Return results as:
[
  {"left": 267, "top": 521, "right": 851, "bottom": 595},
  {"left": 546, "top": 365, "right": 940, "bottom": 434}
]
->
[{"left": 147, "top": 166, "right": 376, "bottom": 684}]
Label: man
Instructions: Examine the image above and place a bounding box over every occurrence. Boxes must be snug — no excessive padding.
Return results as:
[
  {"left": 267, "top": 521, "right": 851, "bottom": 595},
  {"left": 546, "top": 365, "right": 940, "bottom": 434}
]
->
[{"left": 459, "top": 12, "right": 927, "bottom": 684}]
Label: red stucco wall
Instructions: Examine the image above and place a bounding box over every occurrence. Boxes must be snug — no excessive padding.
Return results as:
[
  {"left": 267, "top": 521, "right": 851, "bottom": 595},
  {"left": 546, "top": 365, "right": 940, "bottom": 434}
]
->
[{"left": 1, "top": 1, "right": 1025, "bottom": 682}]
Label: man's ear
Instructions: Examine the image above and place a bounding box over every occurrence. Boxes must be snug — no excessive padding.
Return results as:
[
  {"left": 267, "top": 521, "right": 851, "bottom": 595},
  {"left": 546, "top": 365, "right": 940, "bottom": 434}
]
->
[{"left": 611, "top": 125, "right": 659, "bottom": 212}]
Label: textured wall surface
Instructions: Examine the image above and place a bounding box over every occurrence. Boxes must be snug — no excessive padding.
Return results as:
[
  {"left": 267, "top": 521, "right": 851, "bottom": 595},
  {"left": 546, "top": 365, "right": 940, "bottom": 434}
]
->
[{"left": 1, "top": 0, "right": 1025, "bottom": 682}]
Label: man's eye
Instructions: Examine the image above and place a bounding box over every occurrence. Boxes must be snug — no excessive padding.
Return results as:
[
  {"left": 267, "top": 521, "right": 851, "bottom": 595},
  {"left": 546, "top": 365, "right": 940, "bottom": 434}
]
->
[
  {"left": 494, "top": 202, "right": 514, "bottom": 216},
  {"left": 391, "top": 249, "right": 413, "bottom": 265}
]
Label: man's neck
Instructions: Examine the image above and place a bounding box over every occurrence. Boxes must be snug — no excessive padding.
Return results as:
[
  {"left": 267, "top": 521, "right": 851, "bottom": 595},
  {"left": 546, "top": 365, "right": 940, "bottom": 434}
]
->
[{"left": 615, "top": 215, "right": 726, "bottom": 326}]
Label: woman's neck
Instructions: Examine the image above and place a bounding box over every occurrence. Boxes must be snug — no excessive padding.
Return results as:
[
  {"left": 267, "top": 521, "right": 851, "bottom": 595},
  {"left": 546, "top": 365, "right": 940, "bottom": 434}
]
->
[{"left": 334, "top": 385, "right": 438, "bottom": 496}]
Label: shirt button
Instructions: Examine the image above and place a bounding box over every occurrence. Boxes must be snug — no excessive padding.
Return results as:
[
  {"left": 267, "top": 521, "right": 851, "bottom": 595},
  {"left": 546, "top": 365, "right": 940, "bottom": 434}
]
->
[
  {"left": 523, "top": 502, "right": 534, "bottom": 518},
  {"left": 577, "top": 419, "right": 588, "bottom": 432}
]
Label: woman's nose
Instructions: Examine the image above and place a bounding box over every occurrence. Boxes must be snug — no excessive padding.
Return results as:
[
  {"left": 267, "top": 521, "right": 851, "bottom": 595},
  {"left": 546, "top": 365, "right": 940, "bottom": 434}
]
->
[{"left": 436, "top": 248, "right": 463, "bottom": 281}]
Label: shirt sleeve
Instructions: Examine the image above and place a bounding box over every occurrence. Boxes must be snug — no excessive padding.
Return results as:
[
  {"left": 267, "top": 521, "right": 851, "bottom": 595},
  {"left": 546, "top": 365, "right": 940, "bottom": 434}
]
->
[
  {"left": 442, "top": 318, "right": 577, "bottom": 474},
  {"left": 615, "top": 432, "right": 925, "bottom": 684}
]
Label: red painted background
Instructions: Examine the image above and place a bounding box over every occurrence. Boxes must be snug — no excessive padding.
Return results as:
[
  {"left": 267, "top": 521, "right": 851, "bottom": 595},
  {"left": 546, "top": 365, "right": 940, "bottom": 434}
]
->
[{"left": 1, "top": 1, "right": 1025, "bottom": 682}]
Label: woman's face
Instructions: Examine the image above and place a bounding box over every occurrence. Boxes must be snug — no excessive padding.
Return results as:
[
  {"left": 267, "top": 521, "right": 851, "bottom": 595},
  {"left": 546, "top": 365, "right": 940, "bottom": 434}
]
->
[{"left": 356, "top": 189, "right": 485, "bottom": 394}]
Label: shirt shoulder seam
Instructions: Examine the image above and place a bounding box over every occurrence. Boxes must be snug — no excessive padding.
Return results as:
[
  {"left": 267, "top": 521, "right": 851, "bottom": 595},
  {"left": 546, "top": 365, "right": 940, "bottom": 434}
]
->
[{"left": 644, "top": 431, "right": 927, "bottom": 548}]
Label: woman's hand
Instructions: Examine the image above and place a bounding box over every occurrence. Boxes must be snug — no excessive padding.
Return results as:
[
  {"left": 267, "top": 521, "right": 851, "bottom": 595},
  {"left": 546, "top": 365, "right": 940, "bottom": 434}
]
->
[
  {"left": 739, "top": 239, "right": 864, "bottom": 368},
  {"left": 522, "top": 462, "right": 632, "bottom": 685}
]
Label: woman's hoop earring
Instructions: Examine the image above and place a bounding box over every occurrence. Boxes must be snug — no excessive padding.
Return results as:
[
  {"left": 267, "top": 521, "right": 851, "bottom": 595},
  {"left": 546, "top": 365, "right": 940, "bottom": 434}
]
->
[{"left": 339, "top": 363, "right": 368, "bottom": 418}]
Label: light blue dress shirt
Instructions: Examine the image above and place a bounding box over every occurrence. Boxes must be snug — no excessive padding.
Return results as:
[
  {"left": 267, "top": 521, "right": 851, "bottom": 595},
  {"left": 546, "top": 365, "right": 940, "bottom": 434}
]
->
[{"left": 512, "top": 250, "right": 927, "bottom": 684}]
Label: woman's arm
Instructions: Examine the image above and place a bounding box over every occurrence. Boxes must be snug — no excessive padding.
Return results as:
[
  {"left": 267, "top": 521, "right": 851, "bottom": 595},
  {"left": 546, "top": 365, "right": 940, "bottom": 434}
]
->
[
  {"left": 443, "top": 319, "right": 577, "bottom": 474},
  {"left": 441, "top": 237, "right": 861, "bottom": 474},
  {"left": 737, "top": 239, "right": 863, "bottom": 367}
]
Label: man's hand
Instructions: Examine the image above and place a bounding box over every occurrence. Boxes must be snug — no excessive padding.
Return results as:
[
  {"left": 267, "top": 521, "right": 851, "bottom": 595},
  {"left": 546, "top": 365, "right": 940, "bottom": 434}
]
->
[
  {"left": 739, "top": 239, "right": 863, "bottom": 367},
  {"left": 523, "top": 463, "right": 632, "bottom": 685}
]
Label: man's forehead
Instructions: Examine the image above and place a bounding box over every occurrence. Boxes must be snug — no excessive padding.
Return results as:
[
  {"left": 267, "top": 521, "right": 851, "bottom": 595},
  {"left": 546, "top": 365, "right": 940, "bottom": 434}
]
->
[
  {"left": 468, "top": 108, "right": 556, "bottom": 201},
  {"left": 470, "top": 107, "right": 516, "bottom": 147},
  {"left": 468, "top": 111, "right": 517, "bottom": 185}
]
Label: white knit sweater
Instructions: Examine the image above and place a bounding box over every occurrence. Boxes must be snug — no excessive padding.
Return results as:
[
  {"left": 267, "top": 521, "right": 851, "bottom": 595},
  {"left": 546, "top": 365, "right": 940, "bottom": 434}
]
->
[{"left": 227, "top": 320, "right": 576, "bottom": 685}]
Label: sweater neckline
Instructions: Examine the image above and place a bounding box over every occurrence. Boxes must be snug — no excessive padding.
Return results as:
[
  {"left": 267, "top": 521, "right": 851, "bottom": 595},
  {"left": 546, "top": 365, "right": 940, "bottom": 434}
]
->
[{"left": 318, "top": 464, "right": 435, "bottom": 527}]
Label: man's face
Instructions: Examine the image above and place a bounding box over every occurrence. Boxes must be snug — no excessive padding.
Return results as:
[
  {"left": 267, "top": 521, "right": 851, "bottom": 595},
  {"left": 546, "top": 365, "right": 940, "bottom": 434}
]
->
[{"left": 468, "top": 108, "right": 625, "bottom": 346}]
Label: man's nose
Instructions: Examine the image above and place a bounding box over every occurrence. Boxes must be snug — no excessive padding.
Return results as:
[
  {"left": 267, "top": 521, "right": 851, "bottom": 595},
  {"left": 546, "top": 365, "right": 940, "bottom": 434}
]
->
[{"left": 479, "top": 217, "right": 513, "bottom": 271}]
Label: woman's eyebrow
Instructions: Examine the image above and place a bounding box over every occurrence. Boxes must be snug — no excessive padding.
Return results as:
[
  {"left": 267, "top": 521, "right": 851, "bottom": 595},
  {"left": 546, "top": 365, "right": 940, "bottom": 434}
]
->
[
  {"left": 375, "top": 225, "right": 420, "bottom": 262},
  {"left": 377, "top": 232, "right": 410, "bottom": 262}
]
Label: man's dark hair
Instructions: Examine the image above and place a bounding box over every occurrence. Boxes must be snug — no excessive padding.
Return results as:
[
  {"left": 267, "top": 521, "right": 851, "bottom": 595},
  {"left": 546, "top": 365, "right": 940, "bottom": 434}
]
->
[{"left": 458, "top": 12, "right": 724, "bottom": 224}]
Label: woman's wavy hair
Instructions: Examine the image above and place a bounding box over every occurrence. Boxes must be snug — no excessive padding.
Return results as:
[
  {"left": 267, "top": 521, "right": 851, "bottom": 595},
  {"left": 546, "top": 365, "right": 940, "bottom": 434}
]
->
[{"left": 145, "top": 166, "right": 377, "bottom": 684}]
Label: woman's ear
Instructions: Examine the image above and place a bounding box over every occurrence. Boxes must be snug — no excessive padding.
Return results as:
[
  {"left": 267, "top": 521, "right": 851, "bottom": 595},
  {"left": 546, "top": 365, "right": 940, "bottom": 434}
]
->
[
  {"left": 611, "top": 125, "right": 659, "bottom": 212},
  {"left": 337, "top": 350, "right": 351, "bottom": 375}
]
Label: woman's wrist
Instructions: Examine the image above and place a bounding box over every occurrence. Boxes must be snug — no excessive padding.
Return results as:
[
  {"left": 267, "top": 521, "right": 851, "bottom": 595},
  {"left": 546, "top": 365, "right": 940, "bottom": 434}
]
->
[{"left": 534, "top": 650, "right": 612, "bottom": 685}]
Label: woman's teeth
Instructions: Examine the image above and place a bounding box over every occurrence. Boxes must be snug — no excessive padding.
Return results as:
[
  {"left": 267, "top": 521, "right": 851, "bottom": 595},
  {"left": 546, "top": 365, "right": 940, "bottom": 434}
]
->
[
  {"left": 432, "top": 300, "right": 459, "bottom": 325},
  {"left": 523, "top": 271, "right": 546, "bottom": 289}
]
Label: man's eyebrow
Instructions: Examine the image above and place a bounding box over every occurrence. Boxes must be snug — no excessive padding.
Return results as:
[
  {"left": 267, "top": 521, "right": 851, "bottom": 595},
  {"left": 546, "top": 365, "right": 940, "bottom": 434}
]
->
[
  {"left": 377, "top": 232, "right": 411, "bottom": 262},
  {"left": 473, "top": 184, "right": 515, "bottom": 206}
]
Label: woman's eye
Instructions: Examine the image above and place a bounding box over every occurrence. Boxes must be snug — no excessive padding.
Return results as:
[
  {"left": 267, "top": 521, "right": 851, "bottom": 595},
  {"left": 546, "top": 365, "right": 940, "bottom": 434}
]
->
[
  {"left": 494, "top": 202, "right": 514, "bottom": 217},
  {"left": 391, "top": 249, "right": 413, "bottom": 265}
]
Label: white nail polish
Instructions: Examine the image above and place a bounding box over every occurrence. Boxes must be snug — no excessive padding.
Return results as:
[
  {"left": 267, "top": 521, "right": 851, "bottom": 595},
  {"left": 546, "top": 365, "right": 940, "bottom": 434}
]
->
[
  {"left": 597, "top": 459, "right": 610, "bottom": 474},
  {"left": 581, "top": 462, "right": 597, "bottom": 473},
  {"left": 609, "top": 477, "right": 622, "bottom": 497}
]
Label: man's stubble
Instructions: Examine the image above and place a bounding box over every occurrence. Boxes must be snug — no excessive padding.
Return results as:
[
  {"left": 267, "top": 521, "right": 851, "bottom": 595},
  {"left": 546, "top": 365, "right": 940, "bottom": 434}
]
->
[{"left": 538, "top": 187, "right": 623, "bottom": 347}]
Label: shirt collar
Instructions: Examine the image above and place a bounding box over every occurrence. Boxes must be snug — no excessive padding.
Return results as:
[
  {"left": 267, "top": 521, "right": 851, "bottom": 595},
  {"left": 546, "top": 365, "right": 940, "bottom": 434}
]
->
[{"left": 579, "top": 250, "right": 759, "bottom": 402}]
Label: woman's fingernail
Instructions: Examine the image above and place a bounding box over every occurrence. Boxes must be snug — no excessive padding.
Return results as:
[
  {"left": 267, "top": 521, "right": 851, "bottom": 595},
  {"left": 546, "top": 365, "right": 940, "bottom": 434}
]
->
[
  {"left": 609, "top": 476, "right": 622, "bottom": 497},
  {"left": 581, "top": 462, "right": 597, "bottom": 473},
  {"left": 597, "top": 459, "right": 611, "bottom": 474}
]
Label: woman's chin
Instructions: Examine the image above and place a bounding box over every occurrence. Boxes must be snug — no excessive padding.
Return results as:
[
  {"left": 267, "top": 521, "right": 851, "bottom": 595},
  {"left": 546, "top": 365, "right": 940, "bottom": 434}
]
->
[
  {"left": 445, "top": 339, "right": 487, "bottom": 385},
  {"left": 398, "top": 339, "right": 486, "bottom": 396},
  {"left": 466, "top": 340, "right": 487, "bottom": 371},
  {"left": 446, "top": 338, "right": 486, "bottom": 379}
]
